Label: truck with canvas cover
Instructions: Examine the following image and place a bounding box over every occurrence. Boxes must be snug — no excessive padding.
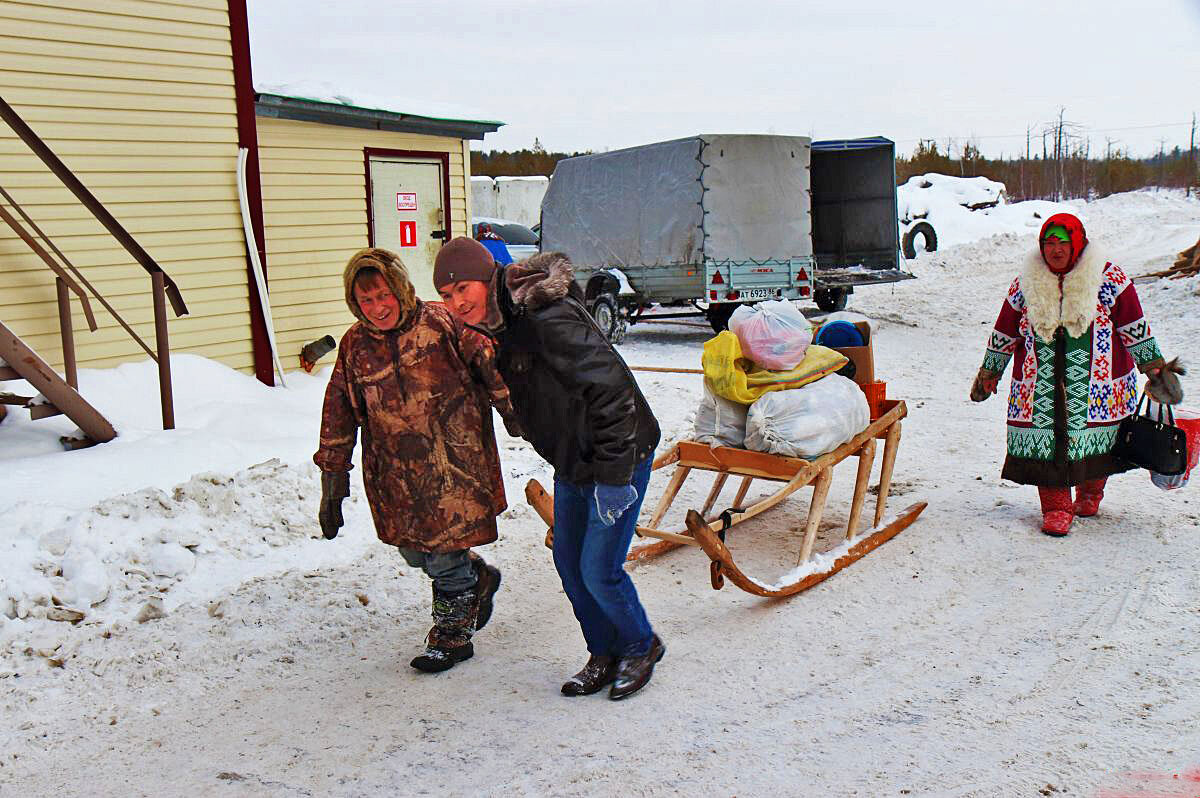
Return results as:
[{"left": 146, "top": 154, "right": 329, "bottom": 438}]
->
[{"left": 539, "top": 134, "right": 912, "bottom": 338}]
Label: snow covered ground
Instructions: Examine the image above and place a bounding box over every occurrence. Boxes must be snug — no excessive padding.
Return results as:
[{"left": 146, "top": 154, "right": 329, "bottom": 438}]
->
[{"left": 2, "top": 189, "right": 1199, "bottom": 796}]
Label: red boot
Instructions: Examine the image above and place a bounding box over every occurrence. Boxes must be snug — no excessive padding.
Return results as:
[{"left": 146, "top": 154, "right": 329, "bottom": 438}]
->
[
  {"left": 1038, "top": 486, "right": 1074, "bottom": 537},
  {"left": 1074, "top": 478, "right": 1107, "bottom": 518}
]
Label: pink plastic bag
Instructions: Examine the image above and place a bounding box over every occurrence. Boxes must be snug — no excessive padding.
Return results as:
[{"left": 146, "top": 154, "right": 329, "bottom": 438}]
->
[{"left": 727, "top": 300, "right": 813, "bottom": 371}]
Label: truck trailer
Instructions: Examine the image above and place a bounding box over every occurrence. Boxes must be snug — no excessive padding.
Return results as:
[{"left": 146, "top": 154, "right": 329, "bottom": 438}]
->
[{"left": 539, "top": 134, "right": 912, "bottom": 339}]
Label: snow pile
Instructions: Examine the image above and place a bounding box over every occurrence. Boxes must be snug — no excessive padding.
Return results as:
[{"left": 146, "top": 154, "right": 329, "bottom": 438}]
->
[
  {"left": 0, "top": 355, "right": 542, "bottom": 666},
  {"left": 0, "top": 460, "right": 371, "bottom": 648},
  {"left": 898, "top": 172, "right": 1076, "bottom": 250}
]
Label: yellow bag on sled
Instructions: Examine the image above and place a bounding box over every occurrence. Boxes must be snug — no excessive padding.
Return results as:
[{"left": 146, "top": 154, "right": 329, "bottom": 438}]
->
[{"left": 702, "top": 331, "right": 848, "bottom": 405}]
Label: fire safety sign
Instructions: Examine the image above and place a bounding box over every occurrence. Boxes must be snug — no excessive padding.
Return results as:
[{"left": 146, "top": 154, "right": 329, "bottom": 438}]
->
[
  {"left": 398, "top": 220, "right": 417, "bottom": 247},
  {"left": 396, "top": 192, "right": 417, "bottom": 211}
]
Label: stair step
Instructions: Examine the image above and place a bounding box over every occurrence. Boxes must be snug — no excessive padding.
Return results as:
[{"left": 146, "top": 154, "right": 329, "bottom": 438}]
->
[
  {"left": 29, "top": 403, "right": 62, "bottom": 420},
  {"left": 1, "top": 391, "right": 33, "bottom": 405},
  {"left": 59, "top": 434, "right": 97, "bottom": 451},
  {"left": 0, "top": 365, "right": 18, "bottom": 380}
]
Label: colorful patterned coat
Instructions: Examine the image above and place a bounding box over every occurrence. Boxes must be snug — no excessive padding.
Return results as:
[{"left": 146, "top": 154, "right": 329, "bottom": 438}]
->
[
  {"left": 981, "top": 245, "right": 1163, "bottom": 486},
  {"left": 315, "top": 250, "right": 514, "bottom": 552}
]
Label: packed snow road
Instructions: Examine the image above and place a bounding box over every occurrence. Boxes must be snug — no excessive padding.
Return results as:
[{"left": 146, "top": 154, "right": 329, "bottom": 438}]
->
[{"left": 2, "top": 191, "right": 1199, "bottom": 796}]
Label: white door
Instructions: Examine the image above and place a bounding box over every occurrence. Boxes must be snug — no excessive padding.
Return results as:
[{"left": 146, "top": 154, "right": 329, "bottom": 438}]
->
[{"left": 368, "top": 156, "right": 445, "bottom": 299}]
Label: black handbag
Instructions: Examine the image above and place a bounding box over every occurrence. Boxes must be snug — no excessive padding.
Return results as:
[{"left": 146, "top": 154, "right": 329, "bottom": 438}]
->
[{"left": 1112, "top": 394, "right": 1189, "bottom": 475}]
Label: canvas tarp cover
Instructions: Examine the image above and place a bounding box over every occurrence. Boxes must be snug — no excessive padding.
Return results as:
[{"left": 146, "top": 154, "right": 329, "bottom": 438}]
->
[
  {"left": 541, "top": 134, "right": 811, "bottom": 269},
  {"left": 702, "top": 134, "right": 812, "bottom": 262}
]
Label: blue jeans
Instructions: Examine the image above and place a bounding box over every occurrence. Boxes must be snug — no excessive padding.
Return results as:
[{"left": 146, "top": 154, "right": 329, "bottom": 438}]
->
[{"left": 552, "top": 457, "right": 655, "bottom": 658}]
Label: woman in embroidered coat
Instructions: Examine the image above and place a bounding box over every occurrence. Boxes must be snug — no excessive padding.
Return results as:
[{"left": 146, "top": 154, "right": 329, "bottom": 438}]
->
[{"left": 971, "top": 213, "right": 1184, "bottom": 536}]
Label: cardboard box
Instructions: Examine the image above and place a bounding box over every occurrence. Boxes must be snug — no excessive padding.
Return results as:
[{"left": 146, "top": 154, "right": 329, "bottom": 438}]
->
[{"left": 816, "top": 319, "right": 874, "bottom": 385}]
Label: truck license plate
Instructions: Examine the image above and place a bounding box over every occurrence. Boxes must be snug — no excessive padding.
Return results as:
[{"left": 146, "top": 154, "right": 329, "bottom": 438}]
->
[{"left": 743, "top": 288, "right": 775, "bottom": 300}]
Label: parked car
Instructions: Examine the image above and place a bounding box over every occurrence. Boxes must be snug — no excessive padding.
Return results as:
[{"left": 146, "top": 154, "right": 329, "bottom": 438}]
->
[{"left": 471, "top": 217, "right": 539, "bottom": 260}]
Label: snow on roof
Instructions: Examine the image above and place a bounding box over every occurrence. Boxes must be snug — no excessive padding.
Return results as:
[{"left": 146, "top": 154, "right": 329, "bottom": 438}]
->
[{"left": 253, "top": 79, "right": 503, "bottom": 126}]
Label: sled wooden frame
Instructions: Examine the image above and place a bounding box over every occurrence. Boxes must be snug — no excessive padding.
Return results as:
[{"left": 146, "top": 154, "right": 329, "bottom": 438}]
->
[{"left": 525, "top": 398, "right": 926, "bottom": 598}]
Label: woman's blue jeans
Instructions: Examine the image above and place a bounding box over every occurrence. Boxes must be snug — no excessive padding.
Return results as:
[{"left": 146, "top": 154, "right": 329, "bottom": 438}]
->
[{"left": 552, "top": 457, "right": 655, "bottom": 658}]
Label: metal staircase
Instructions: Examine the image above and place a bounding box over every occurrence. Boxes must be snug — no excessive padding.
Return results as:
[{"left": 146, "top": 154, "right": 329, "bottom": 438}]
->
[{"left": 0, "top": 319, "right": 115, "bottom": 448}]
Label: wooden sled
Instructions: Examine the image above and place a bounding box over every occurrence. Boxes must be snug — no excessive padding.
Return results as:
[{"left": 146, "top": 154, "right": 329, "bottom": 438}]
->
[{"left": 525, "top": 398, "right": 926, "bottom": 598}]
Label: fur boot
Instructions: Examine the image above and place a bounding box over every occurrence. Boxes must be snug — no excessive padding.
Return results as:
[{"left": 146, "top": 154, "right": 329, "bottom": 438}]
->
[
  {"left": 1038, "top": 487, "right": 1075, "bottom": 537},
  {"left": 1074, "top": 478, "right": 1107, "bottom": 518}
]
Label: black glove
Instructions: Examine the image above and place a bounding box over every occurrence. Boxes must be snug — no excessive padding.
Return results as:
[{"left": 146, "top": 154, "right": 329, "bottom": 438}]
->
[
  {"left": 1145, "top": 357, "right": 1185, "bottom": 406},
  {"left": 318, "top": 471, "right": 350, "bottom": 539}
]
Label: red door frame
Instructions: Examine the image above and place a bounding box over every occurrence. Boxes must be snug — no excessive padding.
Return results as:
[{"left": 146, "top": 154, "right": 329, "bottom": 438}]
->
[{"left": 363, "top": 148, "right": 454, "bottom": 247}]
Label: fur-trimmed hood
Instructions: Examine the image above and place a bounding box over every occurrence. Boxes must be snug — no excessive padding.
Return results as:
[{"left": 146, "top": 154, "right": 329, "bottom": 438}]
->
[
  {"left": 479, "top": 251, "right": 576, "bottom": 331},
  {"left": 342, "top": 247, "right": 419, "bottom": 332},
  {"left": 505, "top": 251, "right": 575, "bottom": 309},
  {"left": 1020, "top": 241, "right": 1107, "bottom": 341}
]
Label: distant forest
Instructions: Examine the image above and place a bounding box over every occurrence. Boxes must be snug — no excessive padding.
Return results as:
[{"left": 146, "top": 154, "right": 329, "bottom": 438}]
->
[
  {"left": 473, "top": 139, "right": 1200, "bottom": 202},
  {"left": 896, "top": 139, "right": 1199, "bottom": 201},
  {"left": 471, "top": 139, "right": 588, "bottom": 179}
]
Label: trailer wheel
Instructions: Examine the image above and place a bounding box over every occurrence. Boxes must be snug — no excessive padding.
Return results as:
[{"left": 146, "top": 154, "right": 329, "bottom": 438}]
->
[
  {"left": 815, "top": 287, "right": 849, "bottom": 313},
  {"left": 706, "top": 302, "right": 738, "bottom": 333},
  {"left": 590, "top": 294, "right": 625, "bottom": 343},
  {"left": 902, "top": 221, "right": 938, "bottom": 259}
]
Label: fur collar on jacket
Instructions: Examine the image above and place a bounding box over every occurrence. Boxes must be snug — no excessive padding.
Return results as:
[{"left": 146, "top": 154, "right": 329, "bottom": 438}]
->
[
  {"left": 480, "top": 252, "right": 576, "bottom": 332},
  {"left": 1020, "top": 242, "right": 1107, "bottom": 341}
]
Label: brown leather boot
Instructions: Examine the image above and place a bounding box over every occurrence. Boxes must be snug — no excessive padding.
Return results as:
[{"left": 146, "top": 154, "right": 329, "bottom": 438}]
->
[
  {"left": 560, "top": 654, "right": 617, "bottom": 696},
  {"left": 609, "top": 635, "right": 665, "bottom": 701},
  {"left": 470, "top": 555, "right": 502, "bottom": 632}
]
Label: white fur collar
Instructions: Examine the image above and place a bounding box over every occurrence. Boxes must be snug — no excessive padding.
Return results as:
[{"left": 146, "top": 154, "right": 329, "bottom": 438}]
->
[{"left": 1020, "top": 244, "right": 1106, "bottom": 341}]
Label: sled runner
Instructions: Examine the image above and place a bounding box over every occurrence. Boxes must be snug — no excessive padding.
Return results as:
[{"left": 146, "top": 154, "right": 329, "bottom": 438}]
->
[{"left": 525, "top": 398, "right": 925, "bottom": 598}]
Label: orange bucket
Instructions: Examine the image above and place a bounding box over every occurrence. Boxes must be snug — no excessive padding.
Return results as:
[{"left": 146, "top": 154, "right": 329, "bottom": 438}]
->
[{"left": 861, "top": 380, "right": 887, "bottom": 419}]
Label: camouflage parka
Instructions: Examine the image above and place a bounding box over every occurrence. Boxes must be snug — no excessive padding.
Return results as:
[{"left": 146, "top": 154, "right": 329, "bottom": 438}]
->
[{"left": 315, "top": 248, "right": 515, "bottom": 552}]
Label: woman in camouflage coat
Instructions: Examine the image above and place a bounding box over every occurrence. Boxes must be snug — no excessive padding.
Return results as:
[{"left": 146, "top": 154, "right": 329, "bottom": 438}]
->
[{"left": 315, "top": 248, "right": 521, "bottom": 672}]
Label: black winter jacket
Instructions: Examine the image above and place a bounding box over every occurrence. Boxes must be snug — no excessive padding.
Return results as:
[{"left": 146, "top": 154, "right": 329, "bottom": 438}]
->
[{"left": 485, "top": 254, "right": 660, "bottom": 486}]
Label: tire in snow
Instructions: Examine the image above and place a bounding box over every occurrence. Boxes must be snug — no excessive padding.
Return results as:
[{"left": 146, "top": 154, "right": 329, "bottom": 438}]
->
[{"left": 902, "top": 221, "right": 938, "bottom": 259}]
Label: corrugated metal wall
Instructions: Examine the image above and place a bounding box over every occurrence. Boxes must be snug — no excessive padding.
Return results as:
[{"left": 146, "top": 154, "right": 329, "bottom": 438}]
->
[
  {"left": 0, "top": 0, "right": 255, "bottom": 372},
  {"left": 256, "top": 116, "right": 469, "bottom": 366}
]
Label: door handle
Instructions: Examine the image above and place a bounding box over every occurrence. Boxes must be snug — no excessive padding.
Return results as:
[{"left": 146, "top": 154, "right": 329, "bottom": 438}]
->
[{"left": 430, "top": 230, "right": 446, "bottom": 240}]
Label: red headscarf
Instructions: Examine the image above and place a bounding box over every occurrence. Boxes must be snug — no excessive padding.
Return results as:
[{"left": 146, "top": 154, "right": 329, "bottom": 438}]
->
[{"left": 1038, "top": 213, "right": 1088, "bottom": 273}]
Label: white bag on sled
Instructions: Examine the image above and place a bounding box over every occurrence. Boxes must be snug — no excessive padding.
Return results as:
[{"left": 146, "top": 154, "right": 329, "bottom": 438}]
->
[
  {"left": 693, "top": 380, "right": 748, "bottom": 448},
  {"left": 728, "top": 300, "right": 813, "bottom": 371},
  {"left": 744, "top": 374, "right": 869, "bottom": 458}
]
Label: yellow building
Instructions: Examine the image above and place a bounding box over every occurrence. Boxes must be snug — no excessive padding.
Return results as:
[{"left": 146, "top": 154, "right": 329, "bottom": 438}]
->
[{"left": 0, "top": 0, "right": 499, "bottom": 385}]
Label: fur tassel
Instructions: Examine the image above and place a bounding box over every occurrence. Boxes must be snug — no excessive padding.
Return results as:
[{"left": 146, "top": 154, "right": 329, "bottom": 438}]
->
[{"left": 1147, "top": 357, "right": 1186, "bottom": 405}]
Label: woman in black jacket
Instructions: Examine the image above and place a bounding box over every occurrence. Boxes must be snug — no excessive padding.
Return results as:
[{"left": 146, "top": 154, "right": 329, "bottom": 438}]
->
[{"left": 435, "top": 237, "right": 664, "bottom": 700}]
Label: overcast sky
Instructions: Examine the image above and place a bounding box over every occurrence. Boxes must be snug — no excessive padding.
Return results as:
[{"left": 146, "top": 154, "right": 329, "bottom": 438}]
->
[{"left": 248, "top": 0, "right": 1200, "bottom": 159}]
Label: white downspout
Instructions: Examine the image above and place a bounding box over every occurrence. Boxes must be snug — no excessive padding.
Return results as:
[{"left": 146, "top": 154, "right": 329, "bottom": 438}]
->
[{"left": 236, "top": 147, "right": 286, "bottom": 387}]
